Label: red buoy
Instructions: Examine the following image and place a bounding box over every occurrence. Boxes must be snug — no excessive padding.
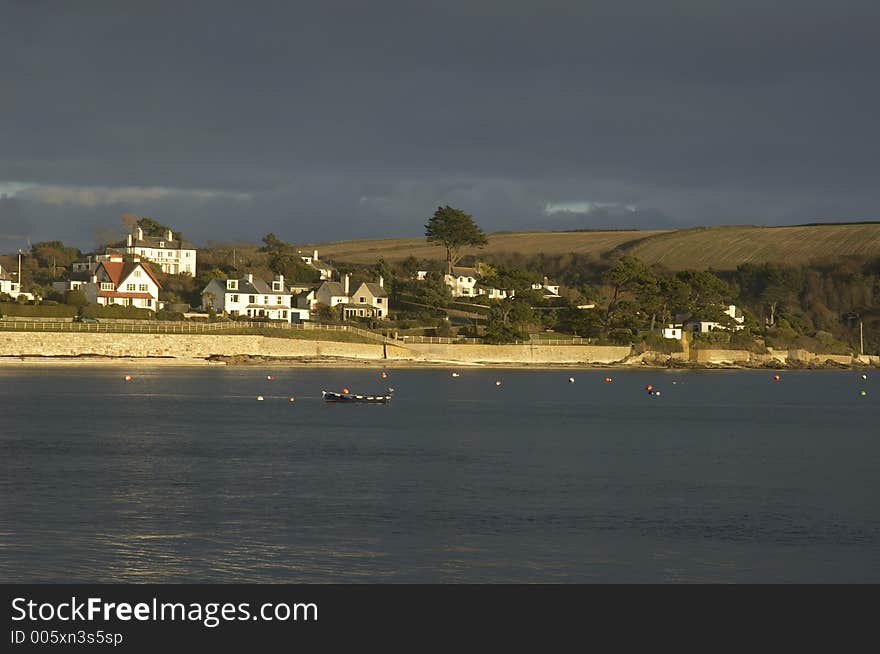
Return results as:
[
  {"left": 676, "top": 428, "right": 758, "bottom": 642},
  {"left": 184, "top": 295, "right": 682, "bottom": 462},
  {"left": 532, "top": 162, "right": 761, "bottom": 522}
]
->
[
  {"left": 773, "top": 374, "right": 781, "bottom": 382},
  {"left": 604, "top": 377, "right": 613, "bottom": 383},
  {"left": 645, "top": 384, "right": 653, "bottom": 391}
]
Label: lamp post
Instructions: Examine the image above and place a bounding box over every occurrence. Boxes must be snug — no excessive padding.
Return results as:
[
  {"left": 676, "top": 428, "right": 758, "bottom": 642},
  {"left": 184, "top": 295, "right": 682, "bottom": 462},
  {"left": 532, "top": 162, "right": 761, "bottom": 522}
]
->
[{"left": 17, "top": 248, "right": 22, "bottom": 296}]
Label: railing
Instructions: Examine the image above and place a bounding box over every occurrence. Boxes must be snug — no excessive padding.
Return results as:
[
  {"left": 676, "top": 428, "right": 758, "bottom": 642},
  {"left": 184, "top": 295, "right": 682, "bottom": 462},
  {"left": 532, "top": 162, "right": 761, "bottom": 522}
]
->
[
  {"left": 0, "top": 319, "right": 397, "bottom": 342},
  {"left": 0, "top": 320, "right": 600, "bottom": 345}
]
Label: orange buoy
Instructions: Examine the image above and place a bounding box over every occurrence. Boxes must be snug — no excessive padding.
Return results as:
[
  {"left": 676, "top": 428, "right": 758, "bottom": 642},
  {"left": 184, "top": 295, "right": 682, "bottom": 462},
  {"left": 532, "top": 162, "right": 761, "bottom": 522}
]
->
[
  {"left": 123, "top": 375, "right": 132, "bottom": 381},
  {"left": 342, "top": 387, "right": 350, "bottom": 394},
  {"left": 645, "top": 384, "right": 653, "bottom": 391},
  {"left": 604, "top": 376, "right": 612, "bottom": 383}
]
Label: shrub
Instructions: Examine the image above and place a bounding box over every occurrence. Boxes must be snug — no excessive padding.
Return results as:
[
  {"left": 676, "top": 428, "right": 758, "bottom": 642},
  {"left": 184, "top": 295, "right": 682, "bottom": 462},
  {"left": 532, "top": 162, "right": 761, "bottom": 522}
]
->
[
  {"left": 0, "top": 302, "right": 77, "bottom": 318},
  {"left": 80, "top": 304, "right": 154, "bottom": 319}
]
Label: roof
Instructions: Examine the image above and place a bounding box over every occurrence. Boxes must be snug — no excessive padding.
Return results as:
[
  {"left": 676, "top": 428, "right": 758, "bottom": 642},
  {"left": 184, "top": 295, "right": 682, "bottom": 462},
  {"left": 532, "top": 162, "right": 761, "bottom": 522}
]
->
[
  {"left": 245, "top": 304, "right": 290, "bottom": 309},
  {"left": 450, "top": 266, "right": 478, "bottom": 277},
  {"left": 318, "top": 281, "right": 347, "bottom": 296},
  {"left": 362, "top": 282, "right": 388, "bottom": 297},
  {"left": 97, "top": 260, "right": 162, "bottom": 289},
  {"left": 345, "top": 302, "right": 376, "bottom": 310}
]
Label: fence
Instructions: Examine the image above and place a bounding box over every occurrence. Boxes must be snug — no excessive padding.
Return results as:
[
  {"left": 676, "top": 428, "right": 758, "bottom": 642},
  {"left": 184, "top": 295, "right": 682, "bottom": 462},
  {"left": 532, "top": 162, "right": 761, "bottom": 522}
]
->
[
  {"left": 0, "top": 320, "right": 599, "bottom": 346},
  {"left": 0, "top": 319, "right": 387, "bottom": 339}
]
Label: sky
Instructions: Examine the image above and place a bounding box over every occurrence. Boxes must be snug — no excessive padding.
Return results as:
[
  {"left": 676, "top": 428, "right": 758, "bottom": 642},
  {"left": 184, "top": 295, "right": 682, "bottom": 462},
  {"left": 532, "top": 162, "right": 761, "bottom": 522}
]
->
[{"left": 2, "top": 0, "right": 879, "bottom": 251}]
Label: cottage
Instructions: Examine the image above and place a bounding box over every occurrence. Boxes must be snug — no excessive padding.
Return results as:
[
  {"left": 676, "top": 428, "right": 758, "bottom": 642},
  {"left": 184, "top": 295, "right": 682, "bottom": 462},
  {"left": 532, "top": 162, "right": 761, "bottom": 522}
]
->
[
  {"left": 344, "top": 277, "right": 389, "bottom": 320},
  {"left": 443, "top": 266, "right": 479, "bottom": 297},
  {"left": 315, "top": 275, "right": 352, "bottom": 309},
  {"left": 0, "top": 264, "right": 33, "bottom": 300},
  {"left": 82, "top": 258, "right": 161, "bottom": 310},
  {"left": 298, "top": 249, "right": 335, "bottom": 281},
  {"left": 201, "top": 273, "right": 301, "bottom": 321}
]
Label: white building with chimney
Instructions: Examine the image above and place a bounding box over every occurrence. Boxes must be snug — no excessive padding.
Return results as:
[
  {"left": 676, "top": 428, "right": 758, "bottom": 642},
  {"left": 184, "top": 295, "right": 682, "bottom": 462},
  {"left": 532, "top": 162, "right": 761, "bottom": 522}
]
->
[
  {"left": 107, "top": 225, "right": 197, "bottom": 275},
  {"left": 201, "top": 273, "right": 306, "bottom": 322},
  {"left": 81, "top": 256, "right": 161, "bottom": 310},
  {"left": 299, "top": 249, "right": 335, "bottom": 281}
]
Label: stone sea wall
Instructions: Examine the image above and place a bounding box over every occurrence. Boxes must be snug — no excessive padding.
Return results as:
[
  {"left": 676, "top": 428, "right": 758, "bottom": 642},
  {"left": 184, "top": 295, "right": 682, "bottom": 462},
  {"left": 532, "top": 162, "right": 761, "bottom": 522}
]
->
[{"left": 0, "top": 331, "right": 874, "bottom": 367}]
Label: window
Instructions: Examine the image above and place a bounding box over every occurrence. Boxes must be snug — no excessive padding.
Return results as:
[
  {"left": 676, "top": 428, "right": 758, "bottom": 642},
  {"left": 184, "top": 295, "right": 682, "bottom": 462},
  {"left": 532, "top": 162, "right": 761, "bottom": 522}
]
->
[
  {"left": 227, "top": 280, "right": 238, "bottom": 290},
  {"left": 100, "top": 282, "right": 113, "bottom": 290},
  {"left": 264, "top": 296, "right": 269, "bottom": 304},
  {"left": 281, "top": 311, "right": 287, "bottom": 319},
  {"left": 126, "top": 283, "right": 136, "bottom": 291},
  {"left": 159, "top": 241, "right": 165, "bottom": 247},
  {"left": 377, "top": 298, "right": 383, "bottom": 304},
  {"left": 185, "top": 252, "right": 191, "bottom": 257},
  {"left": 359, "top": 296, "right": 366, "bottom": 303},
  {"left": 230, "top": 294, "right": 239, "bottom": 302},
  {"left": 139, "top": 284, "right": 148, "bottom": 292},
  {"left": 249, "top": 295, "right": 256, "bottom": 303},
  {"left": 134, "top": 270, "right": 141, "bottom": 277},
  {"left": 378, "top": 310, "right": 383, "bottom": 317}
]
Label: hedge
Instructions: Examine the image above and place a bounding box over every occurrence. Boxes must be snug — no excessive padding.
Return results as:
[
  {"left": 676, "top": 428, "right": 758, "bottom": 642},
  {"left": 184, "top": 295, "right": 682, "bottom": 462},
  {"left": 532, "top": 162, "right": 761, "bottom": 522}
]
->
[
  {"left": 0, "top": 302, "right": 78, "bottom": 318},
  {"left": 80, "top": 305, "right": 155, "bottom": 319}
]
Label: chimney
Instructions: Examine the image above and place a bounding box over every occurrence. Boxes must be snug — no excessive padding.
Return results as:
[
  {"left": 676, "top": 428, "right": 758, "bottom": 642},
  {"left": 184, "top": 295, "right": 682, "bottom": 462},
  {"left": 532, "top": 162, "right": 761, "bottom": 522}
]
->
[
  {"left": 378, "top": 275, "right": 384, "bottom": 288},
  {"left": 543, "top": 275, "right": 549, "bottom": 286},
  {"left": 275, "top": 273, "right": 284, "bottom": 290},
  {"left": 246, "top": 273, "right": 253, "bottom": 283},
  {"left": 126, "top": 233, "right": 133, "bottom": 247},
  {"left": 313, "top": 249, "right": 318, "bottom": 261},
  {"left": 166, "top": 229, "right": 174, "bottom": 241},
  {"left": 344, "top": 273, "right": 350, "bottom": 295},
  {"left": 136, "top": 226, "right": 143, "bottom": 240},
  {"left": 90, "top": 274, "right": 97, "bottom": 284}
]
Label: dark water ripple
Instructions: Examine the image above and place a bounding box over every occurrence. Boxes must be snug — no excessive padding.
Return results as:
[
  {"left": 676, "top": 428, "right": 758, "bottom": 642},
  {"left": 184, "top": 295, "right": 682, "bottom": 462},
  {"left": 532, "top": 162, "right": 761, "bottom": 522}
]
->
[{"left": 1, "top": 367, "right": 878, "bottom": 582}]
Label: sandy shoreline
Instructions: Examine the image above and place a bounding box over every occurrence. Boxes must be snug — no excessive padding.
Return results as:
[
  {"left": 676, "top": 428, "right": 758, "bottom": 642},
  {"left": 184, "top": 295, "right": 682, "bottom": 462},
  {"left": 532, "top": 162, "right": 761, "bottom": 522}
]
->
[{"left": 0, "top": 355, "right": 872, "bottom": 371}]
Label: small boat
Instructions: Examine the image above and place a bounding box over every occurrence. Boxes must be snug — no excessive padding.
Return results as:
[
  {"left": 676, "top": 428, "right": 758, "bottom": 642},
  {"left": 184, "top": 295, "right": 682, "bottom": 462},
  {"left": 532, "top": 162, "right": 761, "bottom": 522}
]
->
[{"left": 322, "top": 388, "right": 394, "bottom": 404}]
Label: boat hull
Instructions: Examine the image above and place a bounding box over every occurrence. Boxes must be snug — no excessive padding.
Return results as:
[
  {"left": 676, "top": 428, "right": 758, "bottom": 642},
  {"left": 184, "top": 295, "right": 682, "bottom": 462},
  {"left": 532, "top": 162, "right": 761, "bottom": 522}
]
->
[{"left": 321, "top": 390, "right": 392, "bottom": 404}]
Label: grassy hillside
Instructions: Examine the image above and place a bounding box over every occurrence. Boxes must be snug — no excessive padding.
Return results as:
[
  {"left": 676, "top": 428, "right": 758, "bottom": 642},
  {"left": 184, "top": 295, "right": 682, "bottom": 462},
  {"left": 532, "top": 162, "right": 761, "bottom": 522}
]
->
[
  {"left": 312, "top": 223, "right": 880, "bottom": 271},
  {"left": 313, "top": 230, "right": 666, "bottom": 264}
]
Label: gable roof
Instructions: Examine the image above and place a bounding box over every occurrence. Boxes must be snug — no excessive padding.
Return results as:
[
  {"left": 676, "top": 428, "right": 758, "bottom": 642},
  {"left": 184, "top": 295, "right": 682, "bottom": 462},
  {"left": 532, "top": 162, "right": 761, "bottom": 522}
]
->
[
  {"left": 318, "top": 281, "right": 347, "bottom": 297},
  {"left": 450, "top": 266, "right": 478, "bottom": 278},
  {"left": 361, "top": 282, "right": 388, "bottom": 297},
  {"left": 97, "top": 260, "right": 162, "bottom": 289}
]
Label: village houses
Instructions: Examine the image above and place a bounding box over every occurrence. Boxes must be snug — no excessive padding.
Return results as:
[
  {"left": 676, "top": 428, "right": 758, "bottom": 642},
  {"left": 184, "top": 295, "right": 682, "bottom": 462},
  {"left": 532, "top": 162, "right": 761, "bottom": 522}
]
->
[{"left": 660, "top": 304, "right": 746, "bottom": 339}]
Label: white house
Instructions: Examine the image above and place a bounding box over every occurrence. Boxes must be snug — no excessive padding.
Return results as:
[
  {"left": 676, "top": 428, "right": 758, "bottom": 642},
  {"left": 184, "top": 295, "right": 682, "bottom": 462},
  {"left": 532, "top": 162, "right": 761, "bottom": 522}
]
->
[
  {"left": 107, "top": 226, "right": 197, "bottom": 275},
  {"left": 82, "top": 258, "right": 161, "bottom": 310},
  {"left": 660, "top": 324, "right": 683, "bottom": 340},
  {"left": 315, "top": 275, "right": 352, "bottom": 310},
  {"left": 201, "top": 273, "right": 305, "bottom": 322},
  {"left": 298, "top": 249, "right": 335, "bottom": 281},
  {"left": 476, "top": 284, "right": 510, "bottom": 300},
  {"left": 531, "top": 276, "right": 561, "bottom": 299},
  {"left": 0, "top": 264, "right": 34, "bottom": 300},
  {"left": 344, "top": 278, "right": 389, "bottom": 320},
  {"left": 681, "top": 304, "right": 746, "bottom": 333},
  {"left": 443, "top": 266, "right": 479, "bottom": 297}
]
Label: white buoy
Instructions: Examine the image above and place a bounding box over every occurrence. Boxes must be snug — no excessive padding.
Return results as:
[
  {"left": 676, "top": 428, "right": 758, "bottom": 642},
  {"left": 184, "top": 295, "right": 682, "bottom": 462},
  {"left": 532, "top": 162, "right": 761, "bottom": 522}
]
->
[
  {"left": 289, "top": 396, "right": 296, "bottom": 402},
  {"left": 568, "top": 377, "right": 575, "bottom": 383},
  {"left": 495, "top": 380, "right": 502, "bottom": 387},
  {"left": 123, "top": 375, "right": 132, "bottom": 381},
  {"left": 452, "top": 372, "right": 460, "bottom": 378},
  {"left": 256, "top": 395, "right": 264, "bottom": 401},
  {"left": 861, "top": 374, "right": 868, "bottom": 380}
]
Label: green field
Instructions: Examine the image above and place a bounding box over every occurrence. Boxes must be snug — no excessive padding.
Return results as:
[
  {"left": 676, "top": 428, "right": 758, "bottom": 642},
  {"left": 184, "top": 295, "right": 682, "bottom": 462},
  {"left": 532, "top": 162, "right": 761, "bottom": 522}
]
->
[{"left": 311, "top": 223, "right": 880, "bottom": 271}]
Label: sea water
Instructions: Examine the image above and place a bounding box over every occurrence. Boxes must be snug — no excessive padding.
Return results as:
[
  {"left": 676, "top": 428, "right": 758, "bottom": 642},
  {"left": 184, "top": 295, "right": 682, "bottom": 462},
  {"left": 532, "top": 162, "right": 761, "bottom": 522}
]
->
[{"left": 1, "top": 366, "right": 877, "bottom": 582}]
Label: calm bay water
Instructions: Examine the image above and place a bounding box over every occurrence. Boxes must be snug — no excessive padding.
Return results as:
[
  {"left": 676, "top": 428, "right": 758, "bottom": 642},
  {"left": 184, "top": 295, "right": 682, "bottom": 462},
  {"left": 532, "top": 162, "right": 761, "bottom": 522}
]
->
[{"left": 1, "top": 365, "right": 878, "bottom": 583}]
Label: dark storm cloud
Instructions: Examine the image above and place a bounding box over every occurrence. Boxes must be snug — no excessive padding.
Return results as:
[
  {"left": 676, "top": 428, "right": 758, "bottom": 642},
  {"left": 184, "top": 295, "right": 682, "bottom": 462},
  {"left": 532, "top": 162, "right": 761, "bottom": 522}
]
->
[{"left": 2, "top": 1, "right": 880, "bottom": 249}]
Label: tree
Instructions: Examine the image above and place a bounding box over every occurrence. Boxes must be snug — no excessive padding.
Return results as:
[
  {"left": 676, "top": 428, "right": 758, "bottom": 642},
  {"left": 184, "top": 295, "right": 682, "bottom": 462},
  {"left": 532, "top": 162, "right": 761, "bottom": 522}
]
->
[
  {"left": 412, "top": 271, "right": 452, "bottom": 308},
  {"left": 137, "top": 217, "right": 172, "bottom": 237},
  {"left": 425, "top": 206, "right": 488, "bottom": 273}
]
